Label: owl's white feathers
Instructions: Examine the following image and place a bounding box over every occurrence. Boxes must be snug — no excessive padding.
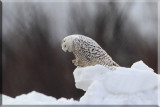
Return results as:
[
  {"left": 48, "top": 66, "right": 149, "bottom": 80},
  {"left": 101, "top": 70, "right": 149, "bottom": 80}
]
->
[
  {"left": 62, "top": 34, "right": 119, "bottom": 68},
  {"left": 62, "top": 35, "right": 79, "bottom": 52}
]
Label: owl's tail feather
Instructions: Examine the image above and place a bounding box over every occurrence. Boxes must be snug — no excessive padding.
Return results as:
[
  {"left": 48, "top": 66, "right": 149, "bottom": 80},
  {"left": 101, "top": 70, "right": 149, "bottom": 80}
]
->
[{"left": 113, "top": 61, "right": 120, "bottom": 67}]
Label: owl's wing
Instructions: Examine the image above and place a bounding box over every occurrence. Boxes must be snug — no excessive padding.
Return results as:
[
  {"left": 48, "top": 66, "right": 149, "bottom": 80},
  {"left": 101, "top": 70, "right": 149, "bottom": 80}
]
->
[{"left": 74, "top": 36, "right": 104, "bottom": 61}]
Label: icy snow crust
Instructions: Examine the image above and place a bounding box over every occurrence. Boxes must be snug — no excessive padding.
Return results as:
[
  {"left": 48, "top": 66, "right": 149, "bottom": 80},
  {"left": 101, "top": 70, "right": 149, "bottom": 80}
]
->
[{"left": 3, "top": 61, "right": 159, "bottom": 105}]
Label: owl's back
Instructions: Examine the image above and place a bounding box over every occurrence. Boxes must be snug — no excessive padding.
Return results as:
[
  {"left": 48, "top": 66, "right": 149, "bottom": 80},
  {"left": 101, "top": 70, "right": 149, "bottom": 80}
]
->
[{"left": 73, "top": 35, "right": 120, "bottom": 67}]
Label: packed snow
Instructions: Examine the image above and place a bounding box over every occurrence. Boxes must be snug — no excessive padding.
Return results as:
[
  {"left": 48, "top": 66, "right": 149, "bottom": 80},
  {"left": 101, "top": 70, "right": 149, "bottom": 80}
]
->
[
  {"left": 3, "top": 61, "right": 160, "bottom": 105},
  {"left": 2, "top": 91, "right": 78, "bottom": 105}
]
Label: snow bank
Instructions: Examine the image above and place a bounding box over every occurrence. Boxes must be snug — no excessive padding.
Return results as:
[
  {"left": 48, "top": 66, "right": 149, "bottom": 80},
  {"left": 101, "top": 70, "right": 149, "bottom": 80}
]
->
[
  {"left": 74, "top": 61, "right": 157, "bottom": 94},
  {"left": 75, "top": 61, "right": 159, "bottom": 105},
  {"left": 3, "top": 61, "right": 159, "bottom": 105},
  {"left": 3, "top": 91, "right": 78, "bottom": 105}
]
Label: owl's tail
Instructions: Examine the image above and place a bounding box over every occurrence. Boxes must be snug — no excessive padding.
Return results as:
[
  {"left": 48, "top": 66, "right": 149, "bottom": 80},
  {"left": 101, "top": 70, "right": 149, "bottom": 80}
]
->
[{"left": 112, "top": 61, "right": 120, "bottom": 67}]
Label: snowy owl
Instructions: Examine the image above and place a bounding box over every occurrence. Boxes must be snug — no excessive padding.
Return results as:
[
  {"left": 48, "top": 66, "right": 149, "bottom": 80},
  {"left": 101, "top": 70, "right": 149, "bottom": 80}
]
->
[{"left": 61, "top": 34, "right": 120, "bottom": 68}]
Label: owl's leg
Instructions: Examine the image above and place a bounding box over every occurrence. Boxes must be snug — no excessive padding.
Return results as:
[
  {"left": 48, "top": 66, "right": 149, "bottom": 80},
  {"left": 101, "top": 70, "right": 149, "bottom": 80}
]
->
[
  {"left": 77, "top": 60, "right": 86, "bottom": 67},
  {"left": 72, "top": 59, "right": 86, "bottom": 67},
  {"left": 72, "top": 59, "right": 76, "bottom": 64},
  {"left": 72, "top": 59, "right": 79, "bottom": 66}
]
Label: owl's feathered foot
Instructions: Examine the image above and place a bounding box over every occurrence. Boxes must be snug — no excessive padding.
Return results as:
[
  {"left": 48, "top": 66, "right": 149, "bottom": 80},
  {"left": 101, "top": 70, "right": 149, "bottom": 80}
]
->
[
  {"left": 72, "top": 59, "right": 76, "bottom": 64},
  {"left": 72, "top": 59, "right": 85, "bottom": 67}
]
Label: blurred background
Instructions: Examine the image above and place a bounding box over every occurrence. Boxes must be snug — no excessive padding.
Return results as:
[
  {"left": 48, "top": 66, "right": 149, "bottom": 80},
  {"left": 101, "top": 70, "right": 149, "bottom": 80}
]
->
[{"left": 2, "top": 1, "right": 158, "bottom": 99}]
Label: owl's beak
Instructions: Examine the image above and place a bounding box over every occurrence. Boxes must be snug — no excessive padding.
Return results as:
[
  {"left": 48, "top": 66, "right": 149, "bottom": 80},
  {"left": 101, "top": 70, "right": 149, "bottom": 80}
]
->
[{"left": 62, "top": 47, "right": 67, "bottom": 52}]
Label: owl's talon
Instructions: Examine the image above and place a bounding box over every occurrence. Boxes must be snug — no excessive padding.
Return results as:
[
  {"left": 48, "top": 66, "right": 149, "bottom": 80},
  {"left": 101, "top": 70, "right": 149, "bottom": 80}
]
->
[
  {"left": 72, "top": 59, "right": 85, "bottom": 67},
  {"left": 72, "top": 59, "right": 76, "bottom": 64},
  {"left": 72, "top": 59, "right": 78, "bottom": 66}
]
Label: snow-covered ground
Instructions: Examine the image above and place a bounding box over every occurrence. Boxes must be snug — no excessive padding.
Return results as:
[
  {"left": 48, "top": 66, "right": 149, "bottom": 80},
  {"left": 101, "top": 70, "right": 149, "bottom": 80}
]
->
[{"left": 2, "top": 61, "right": 160, "bottom": 105}]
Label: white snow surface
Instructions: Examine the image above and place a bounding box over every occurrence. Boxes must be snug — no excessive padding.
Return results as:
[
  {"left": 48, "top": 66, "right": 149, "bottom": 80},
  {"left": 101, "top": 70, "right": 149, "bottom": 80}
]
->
[{"left": 3, "top": 61, "right": 160, "bottom": 105}]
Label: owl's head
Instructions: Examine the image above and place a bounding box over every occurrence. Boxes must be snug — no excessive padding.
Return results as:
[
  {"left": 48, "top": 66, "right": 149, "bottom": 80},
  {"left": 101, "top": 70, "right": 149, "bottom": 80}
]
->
[{"left": 61, "top": 34, "right": 80, "bottom": 52}]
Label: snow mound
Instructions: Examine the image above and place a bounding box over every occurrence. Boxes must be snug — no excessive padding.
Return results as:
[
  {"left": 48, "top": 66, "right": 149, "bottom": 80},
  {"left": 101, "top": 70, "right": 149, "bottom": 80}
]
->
[
  {"left": 3, "top": 91, "right": 78, "bottom": 105},
  {"left": 131, "top": 60, "right": 154, "bottom": 72},
  {"left": 3, "top": 61, "right": 159, "bottom": 105},
  {"left": 74, "top": 61, "right": 159, "bottom": 105},
  {"left": 74, "top": 62, "right": 157, "bottom": 94}
]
